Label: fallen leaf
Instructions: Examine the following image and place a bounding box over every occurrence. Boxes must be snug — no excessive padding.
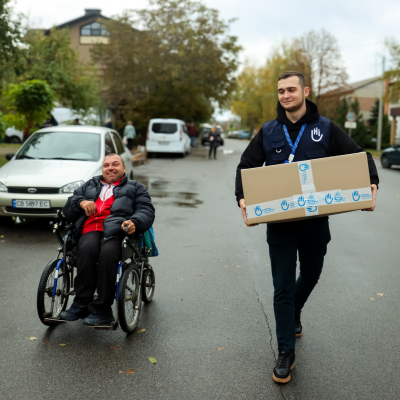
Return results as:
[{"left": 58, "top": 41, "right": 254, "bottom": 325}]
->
[
  {"left": 199, "top": 275, "right": 203, "bottom": 276},
  {"left": 377, "top": 293, "right": 384, "bottom": 297},
  {"left": 217, "top": 347, "right": 224, "bottom": 351},
  {"left": 181, "top": 279, "right": 184, "bottom": 281},
  {"left": 236, "top": 265, "right": 241, "bottom": 268},
  {"left": 220, "top": 260, "right": 223, "bottom": 262},
  {"left": 0, "top": 235, "right": 4, "bottom": 238},
  {"left": 110, "top": 346, "right": 117, "bottom": 350},
  {"left": 43, "top": 341, "right": 49, "bottom": 344},
  {"left": 224, "top": 308, "right": 228, "bottom": 310},
  {"left": 181, "top": 298, "right": 183, "bottom": 301},
  {"left": 224, "top": 266, "right": 229, "bottom": 268},
  {"left": 60, "top": 343, "right": 69, "bottom": 346},
  {"left": 126, "top": 369, "right": 134, "bottom": 374},
  {"left": 148, "top": 357, "right": 157, "bottom": 364},
  {"left": 370, "top": 297, "right": 376, "bottom": 301},
  {"left": 137, "top": 328, "right": 146, "bottom": 333},
  {"left": 29, "top": 337, "right": 37, "bottom": 341},
  {"left": 119, "top": 371, "right": 123, "bottom": 374}
]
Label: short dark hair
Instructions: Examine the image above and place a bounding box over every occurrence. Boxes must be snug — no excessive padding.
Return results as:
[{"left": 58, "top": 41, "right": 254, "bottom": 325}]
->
[
  {"left": 104, "top": 153, "right": 125, "bottom": 166},
  {"left": 278, "top": 71, "right": 306, "bottom": 89}
]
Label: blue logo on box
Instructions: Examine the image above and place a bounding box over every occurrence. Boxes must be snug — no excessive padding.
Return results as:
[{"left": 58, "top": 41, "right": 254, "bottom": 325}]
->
[
  {"left": 298, "top": 196, "right": 306, "bottom": 207},
  {"left": 334, "top": 191, "right": 343, "bottom": 202},
  {"left": 299, "top": 164, "right": 310, "bottom": 172},
  {"left": 352, "top": 190, "right": 360, "bottom": 201},
  {"left": 281, "top": 200, "right": 289, "bottom": 211},
  {"left": 325, "top": 193, "right": 333, "bottom": 204},
  {"left": 255, "top": 205, "right": 262, "bottom": 216},
  {"left": 306, "top": 206, "right": 318, "bottom": 213}
]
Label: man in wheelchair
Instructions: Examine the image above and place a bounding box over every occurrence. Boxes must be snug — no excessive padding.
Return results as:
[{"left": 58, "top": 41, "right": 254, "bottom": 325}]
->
[{"left": 59, "top": 153, "right": 155, "bottom": 326}]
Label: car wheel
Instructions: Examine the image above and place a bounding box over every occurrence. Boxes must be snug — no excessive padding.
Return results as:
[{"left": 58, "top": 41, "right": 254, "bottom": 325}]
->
[
  {"left": 9, "top": 136, "right": 21, "bottom": 144},
  {"left": 381, "top": 155, "right": 391, "bottom": 169}
]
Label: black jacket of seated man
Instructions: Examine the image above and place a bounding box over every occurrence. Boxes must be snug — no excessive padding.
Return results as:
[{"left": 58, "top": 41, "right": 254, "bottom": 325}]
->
[{"left": 62, "top": 174, "right": 155, "bottom": 316}]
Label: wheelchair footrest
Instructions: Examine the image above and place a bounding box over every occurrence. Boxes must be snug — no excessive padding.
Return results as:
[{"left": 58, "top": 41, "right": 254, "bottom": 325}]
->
[
  {"left": 93, "top": 321, "right": 119, "bottom": 331},
  {"left": 44, "top": 317, "right": 68, "bottom": 324}
]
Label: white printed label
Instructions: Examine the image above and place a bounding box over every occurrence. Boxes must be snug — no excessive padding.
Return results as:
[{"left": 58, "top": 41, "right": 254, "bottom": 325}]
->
[{"left": 297, "top": 161, "right": 316, "bottom": 193}]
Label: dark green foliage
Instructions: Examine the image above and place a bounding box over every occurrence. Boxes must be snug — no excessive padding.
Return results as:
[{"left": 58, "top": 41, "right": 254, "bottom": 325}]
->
[
  {"left": 368, "top": 99, "right": 379, "bottom": 127},
  {"left": 335, "top": 97, "right": 348, "bottom": 130},
  {"left": 3, "top": 79, "right": 55, "bottom": 131}
]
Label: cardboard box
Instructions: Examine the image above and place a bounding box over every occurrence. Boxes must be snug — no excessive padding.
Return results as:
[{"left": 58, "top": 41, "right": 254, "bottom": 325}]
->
[{"left": 242, "top": 152, "right": 374, "bottom": 224}]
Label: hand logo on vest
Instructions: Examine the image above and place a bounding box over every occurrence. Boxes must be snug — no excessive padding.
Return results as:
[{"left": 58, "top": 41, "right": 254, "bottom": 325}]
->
[
  {"left": 352, "top": 190, "right": 360, "bottom": 201},
  {"left": 276, "top": 149, "right": 282, "bottom": 153},
  {"left": 281, "top": 200, "right": 290, "bottom": 211},
  {"left": 311, "top": 127, "right": 323, "bottom": 142},
  {"left": 255, "top": 205, "right": 263, "bottom": 216},
  {"left": 325, "top": 193, "right": 333, "bottom": 204},
  {"left": 298, "top": 196, "right": 306, "bottom": 207}
]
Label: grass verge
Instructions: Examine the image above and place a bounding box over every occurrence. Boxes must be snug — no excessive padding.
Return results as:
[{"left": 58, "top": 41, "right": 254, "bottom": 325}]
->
[
  {"left": 365, "top": 149, "right": 382, "bottom": 158},
  {"left": 0, "top": 155, "right": 8, "bottom": 168}
]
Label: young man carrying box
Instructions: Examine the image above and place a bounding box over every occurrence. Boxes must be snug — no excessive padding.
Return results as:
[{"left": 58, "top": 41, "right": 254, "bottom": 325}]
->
[{"left": 235, "top": 71, "right": 379, "bottom": 384}]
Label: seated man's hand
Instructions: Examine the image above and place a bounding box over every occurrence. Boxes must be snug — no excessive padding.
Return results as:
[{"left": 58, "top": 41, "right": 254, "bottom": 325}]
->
[
  {"left": 121, "top": 220, "right": 136, "bottom": 235},
  {"left": 80, "top": 200, "right": 97, "bottom": 217}
]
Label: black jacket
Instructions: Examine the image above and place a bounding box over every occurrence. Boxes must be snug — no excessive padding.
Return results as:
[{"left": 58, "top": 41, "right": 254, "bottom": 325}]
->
[
  {"left": 235, "top": 100, "right": 379, "bottom": 204},
  {"left": 63, "top": 175, "right": 155, "bottom": 241}
]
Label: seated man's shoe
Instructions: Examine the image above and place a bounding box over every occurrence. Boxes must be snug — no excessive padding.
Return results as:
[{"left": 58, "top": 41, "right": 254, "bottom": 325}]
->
[
  {"left": 295, "top": 310, "right": 302, "bottom": 338},
  {"left": 83, "top": 313, "right": 114, "bottom": 326},
  {"left": 273, "top": 350, "right": 295, "bottom": 383},
  {"left": 59, "top": 306, "right": 89, "bottom": 321}
]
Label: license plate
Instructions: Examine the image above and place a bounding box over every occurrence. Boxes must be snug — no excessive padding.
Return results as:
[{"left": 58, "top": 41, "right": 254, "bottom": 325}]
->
[
  {"left": 159, "top": 141, "right": 169, "bottom": 145},
  {"left": 12, "top": 199, "right": 50, "bottom": 209}
]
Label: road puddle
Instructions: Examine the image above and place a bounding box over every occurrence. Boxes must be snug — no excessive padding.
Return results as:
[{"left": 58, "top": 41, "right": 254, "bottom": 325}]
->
[{"left": 134, "top": 175, "right": 203, "bottom": 208}]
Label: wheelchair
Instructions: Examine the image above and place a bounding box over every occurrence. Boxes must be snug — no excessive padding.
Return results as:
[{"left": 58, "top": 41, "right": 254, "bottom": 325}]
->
[{"left": 36, "top": 211, "right": 156, "bottom": 334}]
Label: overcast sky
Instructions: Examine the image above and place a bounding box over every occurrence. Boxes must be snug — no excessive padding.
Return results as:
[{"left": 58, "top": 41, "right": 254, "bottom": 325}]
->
[{"left": 14, "top": 0, "right": 400, "bottom": 87}]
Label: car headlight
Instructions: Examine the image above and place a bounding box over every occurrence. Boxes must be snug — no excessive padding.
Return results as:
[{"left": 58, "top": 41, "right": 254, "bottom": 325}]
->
[
  {"left": 59, "top": 181, "right": 85, "bottom": 194},
  {"left": 0, "top": 182, "right": 7, "bottom": 192}
]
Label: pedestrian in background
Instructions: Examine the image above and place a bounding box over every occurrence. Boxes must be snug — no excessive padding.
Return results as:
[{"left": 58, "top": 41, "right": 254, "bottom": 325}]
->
[
  {"left": 187, "top": 121, "right": 197, "bottom": 148},
  {"left": 124, "top": 121, "right": 136, "bottom": 151},
  {"left": 235, "top": 71, "right": 378, "bottom": 384},
  {"left": 73, "top": 118, "right": 81, "bottom": 125},
  {"left": 209, "top": 124, "right": 222, "bottom": 160},
  {"left": 105, "top": 118, "right": 113, "bottom": 129}
]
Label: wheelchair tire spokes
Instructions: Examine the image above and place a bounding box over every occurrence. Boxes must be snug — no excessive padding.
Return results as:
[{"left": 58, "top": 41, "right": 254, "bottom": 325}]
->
[
  {"left": 37, "top": 259, "right": 71, "bottom": 326},
  {"left": 117, "top": 263, "right": 142, "bottom": 334},
  {"left": 142, "top": 267, "right": 155, "bottom": 304}
]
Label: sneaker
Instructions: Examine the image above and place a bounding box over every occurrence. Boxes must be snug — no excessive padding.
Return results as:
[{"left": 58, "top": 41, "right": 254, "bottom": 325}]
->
[
  {"left": 295, "top": 310, "right": 302, "bottom": 338},
  {"left": 273, "top": 350, "right": 295, "bottom": 383},
  {"left": 59, "top": 306, "right": 89, "bottom": 321},
  {"left": 83, "top": 313, "right": 114, "bottom": 326}
]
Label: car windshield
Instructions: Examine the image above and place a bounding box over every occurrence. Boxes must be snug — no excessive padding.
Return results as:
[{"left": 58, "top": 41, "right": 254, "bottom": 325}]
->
[
  {"left": 16, "top": 131, "right": 101, "bottom": 161},
  {"left": 152, "top": 123, "right": 178, "bottom": 134}
]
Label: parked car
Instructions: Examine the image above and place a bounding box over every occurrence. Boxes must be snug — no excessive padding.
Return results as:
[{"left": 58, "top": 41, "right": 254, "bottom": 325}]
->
[
  {"left": 380, "top": 144, "right": 400, "bottom": 168},
  {"left": 200, "top": 128, "right": 225, "bottom": 146},
  {"left": 238, "top": 130, "right": 251, "bottom": 140},
  {"left": 146, "top": 118, "right": 191, "bottom": 157},
  {"left": 227, "top": 130, "right": 240, "bottom": 139},
  {"left": 0, "top": 126, "right": 133, "bottom": 220}
]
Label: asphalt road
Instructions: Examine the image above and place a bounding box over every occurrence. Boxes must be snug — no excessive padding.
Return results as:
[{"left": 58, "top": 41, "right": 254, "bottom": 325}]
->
[{"left": 0, "top": 139, "right": 399, "bottom": 400}]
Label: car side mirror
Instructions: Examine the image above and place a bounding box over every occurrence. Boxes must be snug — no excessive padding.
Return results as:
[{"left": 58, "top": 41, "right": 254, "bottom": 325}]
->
[{"left": 5, "top": 153, "right": 15, "bottom": 161}]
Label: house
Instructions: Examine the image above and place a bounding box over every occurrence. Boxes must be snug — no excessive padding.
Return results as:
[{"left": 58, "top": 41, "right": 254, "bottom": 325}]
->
[{"left": 45, "top": 9, "right": 110, "bottom": 64}]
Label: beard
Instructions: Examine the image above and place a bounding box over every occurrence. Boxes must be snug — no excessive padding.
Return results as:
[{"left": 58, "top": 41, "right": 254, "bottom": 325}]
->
[{"left": 281, "top": 95, "right": 305, "bottom": 113}]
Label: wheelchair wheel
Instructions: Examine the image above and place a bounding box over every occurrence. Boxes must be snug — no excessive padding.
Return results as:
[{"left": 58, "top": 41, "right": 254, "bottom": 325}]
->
[
  {"left": 142, "top": 268, "right": 155, "bottom": 304},
  {"left": 37, "top": 259, "right": 70, "bottom": 326},
  {"left": 118, "top": 264, "right": 142, "bottom": 334}
]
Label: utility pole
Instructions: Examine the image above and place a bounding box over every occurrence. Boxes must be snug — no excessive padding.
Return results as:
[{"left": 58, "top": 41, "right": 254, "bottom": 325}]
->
[{"left": 377, "top": 56, "right": 385, "bottom": 151}]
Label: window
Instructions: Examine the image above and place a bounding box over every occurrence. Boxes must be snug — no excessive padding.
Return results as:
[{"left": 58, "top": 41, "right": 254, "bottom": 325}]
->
[
  {"left": 111, "top": 132, "right": 125, "bottom": 155},
  {"left": 105, "top": 133, "right": 116, "bottom": 155},
  {"left": 81, "top": 22, "right": 109, "bottom": 37},
  {"left": 151, "top": 123, "right": 178, "bottom": 134}
]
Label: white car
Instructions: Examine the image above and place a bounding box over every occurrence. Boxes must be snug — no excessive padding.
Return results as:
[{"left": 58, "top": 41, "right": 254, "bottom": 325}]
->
[
  {"left": 0, "top": 126, "right": 134, "bottom": 219},
  {"left": 146, "top": 118, "right": 191, "bottom": 157}
]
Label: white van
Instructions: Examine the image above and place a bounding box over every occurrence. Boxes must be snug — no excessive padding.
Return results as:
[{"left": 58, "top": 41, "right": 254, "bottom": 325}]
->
[{"left": 146, "top": 118, "right": 191, "bottom": 157}]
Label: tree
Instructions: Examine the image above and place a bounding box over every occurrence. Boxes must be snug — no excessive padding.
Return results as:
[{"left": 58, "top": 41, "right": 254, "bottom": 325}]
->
[
  {"left": 23, "top": 28, "right": 101, "bottom": 114},
  {"left": 92, "top": 0, "right": 241, "bottom": 132},
  {"left": 335, "top": 97, "right": 349, "bottom": 129},
  {"left": 367, "top": 99, "right": 379, "bottom": 127},
  {"left": 3, "top": 79, "right": 55, "bottom": 135},
  {"left": 348, "top": 98, "right": 370, "bottom": 148},
  {"left": 0, "top": 0, "right": 25, "bottom": 91},
  {"left": 294, "top": 29, "right": 348, "bottom": 107},
  {"left": 385, "top": 38, "right": 400, "bottom": 103}
]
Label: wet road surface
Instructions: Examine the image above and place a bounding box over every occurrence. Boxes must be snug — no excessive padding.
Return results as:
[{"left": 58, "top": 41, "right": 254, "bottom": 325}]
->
[{"left": 0, "top": 139, "right": 399, "bottom": 399}]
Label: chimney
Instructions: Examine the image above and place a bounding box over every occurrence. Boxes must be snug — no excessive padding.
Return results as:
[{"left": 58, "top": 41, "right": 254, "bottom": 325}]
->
[{"left": 84, "top": 9, "right": 101, "bottom": 16}]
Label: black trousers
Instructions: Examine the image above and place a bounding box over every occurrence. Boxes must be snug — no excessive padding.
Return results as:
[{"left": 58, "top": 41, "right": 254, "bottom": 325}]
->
[
  {"left": 209, "top": 146, "right": 217, "bottom": 159},
  {"left": 127, "top": 138, "right": 134, "bottom": 150},
  {"left": 72, "top": 231, "right": 122, "bottom": 315},
  {"left": 267, "top": 218, "right": 331, "bottom": 351}
]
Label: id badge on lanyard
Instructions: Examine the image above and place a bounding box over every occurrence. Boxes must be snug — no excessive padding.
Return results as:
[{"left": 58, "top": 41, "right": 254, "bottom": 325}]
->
[{"left": 282, "top": 123, "right": 307, "bottom": 163}]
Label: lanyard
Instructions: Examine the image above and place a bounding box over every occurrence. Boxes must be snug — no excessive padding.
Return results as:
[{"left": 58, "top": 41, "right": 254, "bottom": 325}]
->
[{"left": 282, "top": 123, "right": 307, "bottom": 163}]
